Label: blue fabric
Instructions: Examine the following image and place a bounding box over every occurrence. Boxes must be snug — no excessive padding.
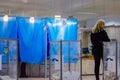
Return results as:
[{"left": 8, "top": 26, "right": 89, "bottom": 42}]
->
[
  {"left": 64, "top": 18, "right": 78, "bottom": 40},
  {"left": 0, "top": 16, "right": 78, "bottom": 64},
  {"left": 47, "top": 18, "right": 78, "bottom": 63},
  {"left": 47, "top": 18, "right": 78, "bottom": 40},
  {"left": 0, "top": 17, "right": 17, "bottom": 38},
  {"left": 0, "top": 16, "right": 17, "bottom": 63},
  {"left": 46, "top": 27, "right": 50, "bottom": 57},
  {"left": 17, "top": 17, "right": 46, "bottom": 63}
]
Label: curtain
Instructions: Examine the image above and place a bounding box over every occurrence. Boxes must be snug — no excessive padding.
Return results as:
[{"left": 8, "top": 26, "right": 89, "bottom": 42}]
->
[
  {"left": 47, "top": 18, "right": 78, "bottom": 40},
  {"left": 47, "top": 18, "right": 78, "bottom": 63},
  {"left": 17, "top": 17, "right": 46, "bottom": 63}
]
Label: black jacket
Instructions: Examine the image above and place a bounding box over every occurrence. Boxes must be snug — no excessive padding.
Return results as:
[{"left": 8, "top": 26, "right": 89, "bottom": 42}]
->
[{"left": 90, "top": 30, "right": 110, "bottom": 54}]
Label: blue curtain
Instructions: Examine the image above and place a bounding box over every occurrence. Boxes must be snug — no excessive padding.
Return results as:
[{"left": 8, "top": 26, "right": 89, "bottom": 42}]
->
[
  {"left": 47, "top": 18, "right": 78, "bottom": 40},
  {"left": 47, "top": 18, "right": 78, "bottom": 63},
  {"left": 64, "top": 18, "right": 78, "bottom": 40},
  {"left": 0, "top": 16, "right": 78, "bottom": 64},
  {"left": 0, "top": 16, "right": 17, "bottom": 63},
  {"left": 0, "top": 17, "right": 17, "bottom": 38},
  {"left": 17, "top": 17, "right": 46, "bottom": 63}
]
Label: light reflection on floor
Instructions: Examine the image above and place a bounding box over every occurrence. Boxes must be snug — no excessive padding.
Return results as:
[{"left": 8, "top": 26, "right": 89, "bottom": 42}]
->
[
  {"left": 19, "top": 76, "right": 103, "bottom": 80},
  {"left": 19, "top": 56, "right": 103, "bottom": 80}
]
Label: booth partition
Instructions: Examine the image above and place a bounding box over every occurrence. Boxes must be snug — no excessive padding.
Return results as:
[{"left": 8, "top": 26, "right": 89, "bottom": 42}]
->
[
  {"left": 0, "top": 39, "right": 18, "bottom": 80},
  {"left": 49, "top": 40, "right": 81, "bottom": 80},
  {"left": 103, "top": 41, "right": 117, "bottom": 80},
  {"left": 117, "top": 42, "right": 120, "bottom": 80}
]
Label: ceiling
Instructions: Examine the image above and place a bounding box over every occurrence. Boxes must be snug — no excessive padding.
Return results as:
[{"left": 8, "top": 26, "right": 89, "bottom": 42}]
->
[{"left": 0, "top": 0, "right": 120, "bottom": 21}]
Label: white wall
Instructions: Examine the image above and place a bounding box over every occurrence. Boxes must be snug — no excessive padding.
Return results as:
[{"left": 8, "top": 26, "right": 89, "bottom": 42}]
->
[{"left": 86, "top": 15, "right": 120, "bottom": 28}]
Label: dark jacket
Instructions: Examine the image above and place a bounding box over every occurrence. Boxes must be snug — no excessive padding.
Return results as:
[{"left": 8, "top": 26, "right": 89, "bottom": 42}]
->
[{"left": 90, "top": 30, "right": 110, "bottom": 55}]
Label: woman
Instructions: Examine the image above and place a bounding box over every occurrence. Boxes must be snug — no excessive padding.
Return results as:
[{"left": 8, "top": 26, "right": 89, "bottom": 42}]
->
[{"left": 90, "top": 19, "right": 110, "bottom": 80}]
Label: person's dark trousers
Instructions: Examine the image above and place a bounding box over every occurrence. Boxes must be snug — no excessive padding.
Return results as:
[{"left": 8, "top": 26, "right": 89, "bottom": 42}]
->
[
  {"left": 93, "top": 53, "right": 103, "bottom": 80},
  {"left": 20, "top": 62, "right": 27, "bottom": 77}
]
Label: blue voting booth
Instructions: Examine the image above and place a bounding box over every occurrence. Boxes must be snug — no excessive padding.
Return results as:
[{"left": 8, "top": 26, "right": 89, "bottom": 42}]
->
[
  {"left": 17, "top": 17, "right": 78, "bottom": 64},
  {"left": 17, "top": 17, "right": 47, "bottom": 63},
  {"left": 0, "top": 16, "right": 78, "bottom": 79}
]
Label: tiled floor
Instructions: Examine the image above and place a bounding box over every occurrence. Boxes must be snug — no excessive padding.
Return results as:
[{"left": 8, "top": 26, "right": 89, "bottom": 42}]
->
[
  {"left": 82, "top": 76, "right": 103, "bottom": 80},
  {"left": 1, "top": 55, "right": 105, "bottom": 80},
  {"left": 0, "top": 76, "right": 103, "bottom": 80},
  {"left": 19, "top": 76, "right": 103, "bottom": 80},
  {"left": 19, "top": 56, "right": 103, "bottom": 80}
]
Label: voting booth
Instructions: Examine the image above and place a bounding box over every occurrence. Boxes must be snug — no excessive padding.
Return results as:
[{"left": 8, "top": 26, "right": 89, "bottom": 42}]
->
[
  {"left": 49, "top": 40, "right": 81, "bottom": 80},
  {"left": 0, "top": 39, "right": 18, "bottom": 80}
]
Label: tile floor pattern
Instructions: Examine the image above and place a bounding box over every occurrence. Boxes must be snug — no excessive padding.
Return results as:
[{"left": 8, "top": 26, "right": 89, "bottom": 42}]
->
[
  {"left": 0, "top": 55, "right": 104, "bottom": 80},
  {"left": 19, "top": 76, "right": 103, "bottom": 80},
  {"left": 19, "top": 56, "right": 103, "bottom": 80}
]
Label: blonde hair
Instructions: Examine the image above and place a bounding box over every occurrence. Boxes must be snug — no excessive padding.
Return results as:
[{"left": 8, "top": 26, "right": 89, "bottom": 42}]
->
[{"left": 92, "top": 19, "right": 105, "bottom": 33}]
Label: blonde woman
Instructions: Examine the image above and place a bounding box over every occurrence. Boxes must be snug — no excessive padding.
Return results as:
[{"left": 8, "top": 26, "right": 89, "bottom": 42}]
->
[{"left": 90, "top": 19, "right": 110, "bottom": 80}]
